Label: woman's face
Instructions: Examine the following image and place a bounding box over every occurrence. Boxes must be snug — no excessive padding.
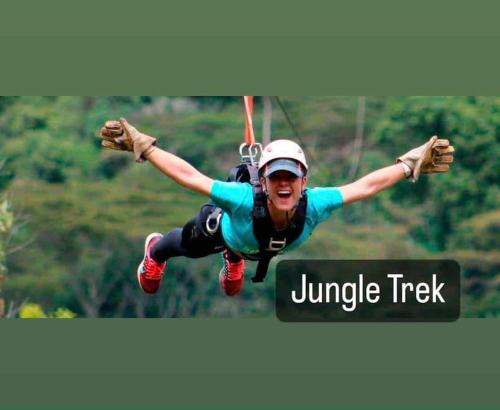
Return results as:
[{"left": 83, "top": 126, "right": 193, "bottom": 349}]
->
[{"left": 262, "top": 170, "right": 307, "bottom": 211}]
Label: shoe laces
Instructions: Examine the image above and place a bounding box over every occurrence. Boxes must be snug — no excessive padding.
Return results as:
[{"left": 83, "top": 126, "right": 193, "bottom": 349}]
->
[
  {"left": 222, "top": 250, "right": 244, "bottom": 281},
  {"left": 144, "top": 255, "right": 164, "bottom": 280}
]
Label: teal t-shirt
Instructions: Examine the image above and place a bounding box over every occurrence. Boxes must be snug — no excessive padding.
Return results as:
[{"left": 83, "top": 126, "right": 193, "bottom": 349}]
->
[{"left": 210, "top": 180, "right": 343, "bottom": 255}]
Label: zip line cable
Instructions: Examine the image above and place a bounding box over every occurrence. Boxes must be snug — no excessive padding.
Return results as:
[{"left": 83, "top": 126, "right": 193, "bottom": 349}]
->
[
  {"left": 273, "top": 96, "right": 301, "bottom": 140},
  {"left": 273, "top": 96, "right": 317, "bottom": 166}
]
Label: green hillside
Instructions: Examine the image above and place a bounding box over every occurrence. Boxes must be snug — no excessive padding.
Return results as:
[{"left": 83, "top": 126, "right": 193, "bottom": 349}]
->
[{"left": 0, "top": 96, "right": 498, "bottom": 317}]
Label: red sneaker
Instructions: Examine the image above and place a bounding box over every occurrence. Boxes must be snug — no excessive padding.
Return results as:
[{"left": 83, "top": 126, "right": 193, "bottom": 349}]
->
[
  {"left": 219, "top": 249, "right": 245, "bottom": 297},
  {"left": 137, "top": 233, "right": 166, "bottom": 295}
]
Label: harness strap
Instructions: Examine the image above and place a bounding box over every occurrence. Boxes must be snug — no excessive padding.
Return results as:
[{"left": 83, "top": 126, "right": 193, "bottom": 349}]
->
[
  {"left": 251, "top": 253, "right": 273, "bottom": 283},
  {"left": 243, "top": 96, "right": 255, "bottom": 146},
  {"left": 251, "top": 162, "right": 307, "bottom": 282},
  {"left": 225, "top": 162, "right": 308, "bottom": 283}
]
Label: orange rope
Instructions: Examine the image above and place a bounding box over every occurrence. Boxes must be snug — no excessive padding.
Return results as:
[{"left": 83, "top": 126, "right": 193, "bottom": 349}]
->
[{"left": 243, "top": 96, "right": 255, "bottom": 145}]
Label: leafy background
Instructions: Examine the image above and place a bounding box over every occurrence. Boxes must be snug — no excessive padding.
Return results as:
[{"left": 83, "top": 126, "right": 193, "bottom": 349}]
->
[{"left": 0, "top": 96, "right": 498, "bottom": 317}]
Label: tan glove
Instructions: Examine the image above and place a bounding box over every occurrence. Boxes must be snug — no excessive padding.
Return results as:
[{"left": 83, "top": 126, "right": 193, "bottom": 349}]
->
[
  {"left": 397, "top": 136, "right": 455, "bottom": 182},
  {"left": 99, "top": 118, "right": 157, "bottom": 163}
]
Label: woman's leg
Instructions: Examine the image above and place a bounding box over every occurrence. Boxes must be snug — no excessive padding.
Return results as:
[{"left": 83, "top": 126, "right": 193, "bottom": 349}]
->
[
  {"left": 151, "top": 205, "right": 224, "bottom": 263},
  {"left": 150, "top": 228, "right": 188, "bottom": 262},
  {"left": 147, "top": 204, "right": 245, "bottom": 297}
]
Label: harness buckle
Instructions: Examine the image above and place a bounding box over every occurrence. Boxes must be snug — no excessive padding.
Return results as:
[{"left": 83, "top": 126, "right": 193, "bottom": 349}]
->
[
  {"left": 266, "top": 237, "right": 286, "bottom": 251},
  {"left": 205, "top": 210, "right": 222, "bottom": 235}
]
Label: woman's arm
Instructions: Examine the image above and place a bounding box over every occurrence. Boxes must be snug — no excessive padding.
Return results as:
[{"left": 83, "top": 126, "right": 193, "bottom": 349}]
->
[
  {"left": 99, "top": 118, "right": 214, "bottom": 197},
  {"left": 338, "top": 163, "right": 406, "bottom": 205},
  {"left": 144, "top": 147, "right": 214, "bottom": 197},
  {"left": 337, "top": 136, "right": 455, "bottom": 205}
]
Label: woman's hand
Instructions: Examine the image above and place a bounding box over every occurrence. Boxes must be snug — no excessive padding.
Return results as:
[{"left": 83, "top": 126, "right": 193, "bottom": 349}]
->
[
  {"left": 99, "top": 118, "right": 157, "bottom": 163},
  {"left": 397, "top": 136, "right": 455, "bottom": 182}
]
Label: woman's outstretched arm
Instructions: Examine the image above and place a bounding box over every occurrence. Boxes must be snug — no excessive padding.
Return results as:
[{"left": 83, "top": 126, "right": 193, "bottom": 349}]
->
[
  {"left": 338, "top": 163, "right": 406, "bottom": 205},
  {"left": 144, "top": 147, "right": 214, "bottom": 197},
  {"left": 338, "top": 136, "right": 454, "bottom": 205},
  {"left": 100, "top": 118, "right": 214, "bottom": 197}
]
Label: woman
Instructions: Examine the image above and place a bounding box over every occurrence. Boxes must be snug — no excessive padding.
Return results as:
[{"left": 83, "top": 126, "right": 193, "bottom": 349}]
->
[{"left": 100, "top": 118, "right": 454, "bottom": 297}]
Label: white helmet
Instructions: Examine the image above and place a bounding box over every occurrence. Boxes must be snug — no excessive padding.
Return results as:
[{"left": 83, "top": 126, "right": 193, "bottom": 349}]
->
[{"left": 258, "top": 139, "right": 308, "bottom": 176}]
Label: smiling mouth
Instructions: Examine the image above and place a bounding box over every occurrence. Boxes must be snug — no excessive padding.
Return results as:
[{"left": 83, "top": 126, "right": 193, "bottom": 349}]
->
[{"left": 277, "top": 190, "right": 292, "bottom": 199}]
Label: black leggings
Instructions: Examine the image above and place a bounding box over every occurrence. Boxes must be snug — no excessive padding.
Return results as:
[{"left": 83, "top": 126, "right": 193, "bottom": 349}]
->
[{"left": 150, "top": 204, "right": 242, "bottom": 263}]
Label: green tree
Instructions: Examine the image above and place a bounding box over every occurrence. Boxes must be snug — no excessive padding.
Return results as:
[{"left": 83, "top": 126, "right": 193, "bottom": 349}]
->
[
  {"left": 0, "top": 192, "right": 14, "bottom": 318},
  {"left": 374, "top": 96, "right": 500, "bottom": 251}
]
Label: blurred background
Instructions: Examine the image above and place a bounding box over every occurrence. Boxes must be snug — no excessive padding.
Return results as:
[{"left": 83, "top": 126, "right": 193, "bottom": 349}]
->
[{"left": 0, "top": 96, "right": 497, "bottom": 318}]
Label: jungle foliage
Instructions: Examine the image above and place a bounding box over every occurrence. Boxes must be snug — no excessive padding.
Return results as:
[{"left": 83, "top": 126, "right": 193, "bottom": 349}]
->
[{"left": 0, "top": 96, "right": 498, "bottom": 317}]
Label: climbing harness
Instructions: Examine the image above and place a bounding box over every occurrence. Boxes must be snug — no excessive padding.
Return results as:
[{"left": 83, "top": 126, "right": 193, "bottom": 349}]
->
[{"left": 208, "top": 96, "right": 307, "bottom": 283}]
